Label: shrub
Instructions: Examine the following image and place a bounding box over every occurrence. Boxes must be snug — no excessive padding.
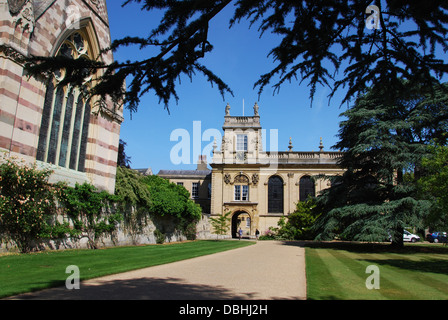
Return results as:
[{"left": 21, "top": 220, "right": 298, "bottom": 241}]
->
[
  {"left": 258, "top": 229, "right": 276, "bottom": 240},
  {"left": 277, "top": 198, "right": 320, "bottom": 240},
  {"left": 0, "top": 155, "right": 57, "bottom": 253},
  {"left": 154, "top": 229, "right": 165, "bottom": 244}
]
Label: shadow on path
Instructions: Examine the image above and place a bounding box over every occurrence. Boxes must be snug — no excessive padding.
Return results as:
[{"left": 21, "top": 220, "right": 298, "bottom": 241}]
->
[{"left": 13, "top": 277, "right": 256, "bottom": 300}]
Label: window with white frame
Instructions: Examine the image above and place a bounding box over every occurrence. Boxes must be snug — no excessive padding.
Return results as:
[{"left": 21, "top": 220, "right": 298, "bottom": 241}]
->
[
  {"left": 236, "top": 134, "right": 248, "bottom": 151},
  {"left": 234, "top": 174, "right": 249, "bottom": 201},
  {"left": 192, "top": 182, "right": 199, "bottom": 198}
]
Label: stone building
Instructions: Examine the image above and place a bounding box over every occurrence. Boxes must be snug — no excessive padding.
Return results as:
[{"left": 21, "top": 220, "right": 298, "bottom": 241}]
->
[
  {"left": 0, "top": 0, "right": 122, "bottom": 193},
  {"left": 210, "top": 103, "right": 344, "bottom": 238},
  {"left": 156, "top": 103, "right": 344, "bottom": 238}
]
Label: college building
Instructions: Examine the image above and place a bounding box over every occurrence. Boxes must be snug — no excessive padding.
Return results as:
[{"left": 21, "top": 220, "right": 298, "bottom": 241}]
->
[
  {"left": 0, "top": 0, "right": 122, "bottom": 193},
  {"left": 157, "top": 103, "right": 345, "bottom": 238}
]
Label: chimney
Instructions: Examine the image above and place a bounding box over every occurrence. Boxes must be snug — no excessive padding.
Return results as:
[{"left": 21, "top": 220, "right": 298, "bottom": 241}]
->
[{"left": 197, "top": 155, "right": 208, "bottom": 171}]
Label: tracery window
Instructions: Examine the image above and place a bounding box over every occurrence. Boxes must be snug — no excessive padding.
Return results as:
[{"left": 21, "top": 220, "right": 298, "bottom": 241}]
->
[{"left": 36, "top": 31, "right": 93, "bottom": 172}]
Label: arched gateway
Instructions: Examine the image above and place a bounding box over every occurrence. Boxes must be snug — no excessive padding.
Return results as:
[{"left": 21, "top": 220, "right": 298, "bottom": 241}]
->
[{"left": 231, "top": 211, "right": 251, "bottom": 239}]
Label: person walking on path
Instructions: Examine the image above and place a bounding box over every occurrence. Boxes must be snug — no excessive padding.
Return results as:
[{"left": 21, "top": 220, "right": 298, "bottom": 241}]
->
[{"left": 238, "top": 228, "right": 243, "bottom": 240}]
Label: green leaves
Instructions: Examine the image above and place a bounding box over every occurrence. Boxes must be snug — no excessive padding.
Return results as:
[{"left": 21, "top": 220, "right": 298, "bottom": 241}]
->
[
  {"left": 418, "top": 144, "right": 448, "bottom": 229},
  {"left": 315, "top": 82, "right": 448, "bottom": 245},
  {"left": 0, "top": 154, "right": 56, "bottom": 253},
  {"left": 209, "top": 211, "right": 231, "bottom": 238},
  {"left": 22, "top": 1, "right": 448, "bottom": 113},
  {"left": 141, "top": 175, "right": 201, "bottom": 222}
]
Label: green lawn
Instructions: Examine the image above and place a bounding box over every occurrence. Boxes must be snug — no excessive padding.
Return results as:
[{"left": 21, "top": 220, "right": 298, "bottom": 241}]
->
[
  {"left": 305, "top": 242, "right": 448, "bottom": 300},
  {"left": 0, "top": 240, "right": 254, "bottom": 298}
]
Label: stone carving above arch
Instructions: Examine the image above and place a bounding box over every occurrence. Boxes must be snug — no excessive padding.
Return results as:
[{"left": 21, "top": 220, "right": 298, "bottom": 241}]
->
[{"left": 234, "top": 174, "right": 249, "bottom": 184}]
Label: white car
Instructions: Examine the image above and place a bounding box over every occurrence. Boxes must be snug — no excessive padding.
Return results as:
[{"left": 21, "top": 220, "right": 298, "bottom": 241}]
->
[{"left": 403, "top": 230, "right": 420, "bottom": 242}]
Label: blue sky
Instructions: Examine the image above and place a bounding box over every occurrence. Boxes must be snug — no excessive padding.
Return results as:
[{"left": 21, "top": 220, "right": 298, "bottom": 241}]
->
[{"left": 106, "top": 1, "right": 348, "bottom": 173}]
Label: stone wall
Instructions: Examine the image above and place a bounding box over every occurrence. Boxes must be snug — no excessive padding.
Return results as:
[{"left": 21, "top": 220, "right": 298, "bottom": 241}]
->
[{"left": 0, "top": 213, "right": 217, "bottom": 253}]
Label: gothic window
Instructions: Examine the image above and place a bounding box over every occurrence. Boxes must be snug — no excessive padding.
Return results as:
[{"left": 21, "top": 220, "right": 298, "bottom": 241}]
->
[
  {"left": 299, "top": 176, "right": 315, "bottom": 202},
  {"left": 36, "top": 30, "right": 93, "bottom": 172},
  {"left": 268, "top": 175, "right": 284, "bottom": 213},
  {"left": 234, "top": 174, "right": 249, "bottom": 201}
]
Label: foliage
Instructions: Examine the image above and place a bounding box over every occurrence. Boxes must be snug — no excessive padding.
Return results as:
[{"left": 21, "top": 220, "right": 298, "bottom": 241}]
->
[
  {"left": 114, "top": 166, "right": 152, "bottom": 236},
  {"left": 258, "top": 229, "right": 276, "bottom": 241},
  {"left": 276, "top": 198, "right": 320, "bottom": 240},
  {"left": 209, "top": 211, "right": 231, "bottom": 239},
  {"left": 154, "top": 229, "right": 166, "bottom": 244},
  {"left": 141, "top": 175, "right": 202, "bottom": 223},
  {"left": 0, "top": 156, "right": 204, "bottom": 252},
  {"left": 418, "top": 144, "right": 448, "bottom": 230},
  {"left": 117, "top": 139, "right": 132, "bottom": 168},
  {"left": 115, "top": 168, "right": 200, "bottom": 241},
  {"left": 24, "top": 1, "right": 448, "bottom": 114},
  {"left": 314, "top": 83, "right": 448, "bottom": 246},
  {"left": 0, "top": 155, "right": 57, "bottom": 253},
  {"left": 56, "top": 182, "right": 122, "bottom": 249},
  {"left": 258, "top": 198, "right": 320, "bottom": 240}
]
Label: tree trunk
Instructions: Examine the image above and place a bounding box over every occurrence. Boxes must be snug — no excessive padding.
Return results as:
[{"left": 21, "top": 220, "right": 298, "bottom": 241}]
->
[{"left": 390, "top": 227, "right": 404, "bottom": 248}]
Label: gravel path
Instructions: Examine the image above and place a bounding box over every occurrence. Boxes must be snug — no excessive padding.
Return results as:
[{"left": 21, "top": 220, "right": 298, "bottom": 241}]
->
[{"left": 8, "top": 241, "right": 306, "bottom": 300}]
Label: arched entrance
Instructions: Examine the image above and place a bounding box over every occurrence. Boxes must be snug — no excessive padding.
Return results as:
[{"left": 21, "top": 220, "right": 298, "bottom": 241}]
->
[{"left": 231, "top": 211, "right": 251, "bottom": 239}]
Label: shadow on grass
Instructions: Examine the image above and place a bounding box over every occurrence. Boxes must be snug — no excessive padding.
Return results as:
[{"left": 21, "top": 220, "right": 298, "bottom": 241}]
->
[
  {"left": 277, "top": 240, "right": 448, "bottom": 254},
  {"left": 360, "top": 258, "right": 448, "bottom": 276},
  {"left": 278, "top": 240, "right": 448, "bottom": 278},
  {"left": 8, "top": 277, "right": 256, "bottom": 300}
]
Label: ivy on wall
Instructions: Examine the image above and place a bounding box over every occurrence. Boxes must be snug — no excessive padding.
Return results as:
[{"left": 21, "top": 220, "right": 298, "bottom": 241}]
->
[{"left": 0, "top": 157, "right": 202, "bottom": 253}]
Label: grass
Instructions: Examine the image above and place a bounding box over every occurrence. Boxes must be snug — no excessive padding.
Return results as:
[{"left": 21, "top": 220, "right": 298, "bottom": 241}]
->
[
  {"left": 0, "top": 240, "right": 254, "bottom": 298},
  {"left": 305, "top": 242, "right": 448, "bottom": 300}
]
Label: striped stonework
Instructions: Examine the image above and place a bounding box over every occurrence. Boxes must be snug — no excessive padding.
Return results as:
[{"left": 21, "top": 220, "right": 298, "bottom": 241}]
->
[{"left": 0, "top": 0, "right": 123, "bottom": 193}]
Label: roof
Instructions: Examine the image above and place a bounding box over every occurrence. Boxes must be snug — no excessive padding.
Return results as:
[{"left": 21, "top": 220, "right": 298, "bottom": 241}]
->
[{"left": 157, "top": 169, "right": 211, "bottom": 178}]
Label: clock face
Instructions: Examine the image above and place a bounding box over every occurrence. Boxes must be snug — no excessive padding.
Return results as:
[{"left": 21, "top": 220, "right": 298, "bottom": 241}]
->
[{"left": 236, "top": 151, "right": 247, "bottom": 161}]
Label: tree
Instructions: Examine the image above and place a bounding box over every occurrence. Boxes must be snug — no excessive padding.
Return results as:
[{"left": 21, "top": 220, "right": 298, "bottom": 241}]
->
[
  {"left": 275, "top": 198, "right": 321, "bottom": 240},
  {"left": 141, "top": 175, "right": 202, "bottom": 233},
  {"left": 23, "top": 1, "right": 448, "bottom": 113},
  {"left": 418, "top": 144, "right": 448, "bottom": 230},
  {"left": 117, "top": 139, "right": 132, "bottom": 168},
  {"left": 314, "top": 82, "right": 448, "bottom": 247},
  {"left": 209, "top": 211, "right": 231, "bottom": 239}
]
